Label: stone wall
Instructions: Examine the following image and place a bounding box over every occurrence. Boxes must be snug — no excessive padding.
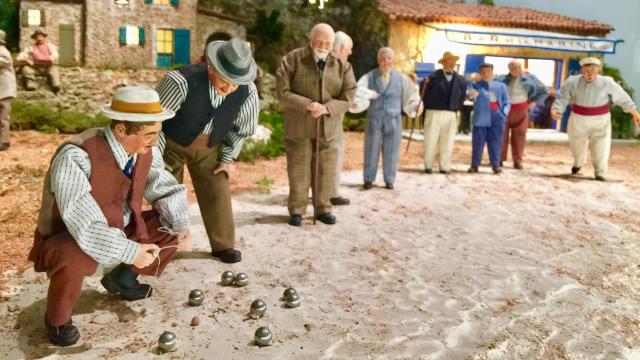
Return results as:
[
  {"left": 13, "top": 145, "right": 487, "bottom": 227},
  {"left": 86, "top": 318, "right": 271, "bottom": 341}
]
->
[
  {"left": 195, "top": 13, "right": 246, "bottom": 58},
  {"left": 19, "top": 1, "right": 83, "bottom": 65},
  {"left": 15, "top": 66, "right": 279, "bottom": 115},
  {"left": 84, "top": 0, "right": 199, "bottom": 67}
]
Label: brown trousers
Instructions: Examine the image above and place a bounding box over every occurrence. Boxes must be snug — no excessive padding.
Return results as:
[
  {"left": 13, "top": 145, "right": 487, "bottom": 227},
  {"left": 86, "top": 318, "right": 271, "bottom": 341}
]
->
[
  {"left": 163, "top": 137, "right": 234, "bottom": 251},
  {"left": 285, "top": 137, "right": 338, "bottom": 216},
  {"left": 501, "top": 107, "right": 529, "bottom": 163},
  {"left": 30, "top": 211, "right": 178, "bottom": 326},
  {"left": 0, "top": 98, "right": 11, "bottom": 144}
]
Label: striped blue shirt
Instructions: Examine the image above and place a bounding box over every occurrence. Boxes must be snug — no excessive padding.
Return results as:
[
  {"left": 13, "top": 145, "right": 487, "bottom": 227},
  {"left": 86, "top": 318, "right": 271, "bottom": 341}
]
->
[{"left": 155, "top": 70, "right": 259, "bottom": 163}]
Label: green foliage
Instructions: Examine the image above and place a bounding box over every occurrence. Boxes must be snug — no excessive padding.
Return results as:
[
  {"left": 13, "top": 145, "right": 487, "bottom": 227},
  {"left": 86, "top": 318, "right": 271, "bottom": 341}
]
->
[
  {"left": 256, "top": 176, "right": 274, "bottom": 187},
  {"left": 10, "top": 101, "right": 110, "bottom": 133},
  {"left": 0, "top": 0, "right": 19, "bottom": 52},
  {"left": 603, "top": 64, "right": 637, "bottom": 139},
  {"left": 478, "top": 0, "right": 495, "bottom": 5},
  {"left": 237, "top": 111, "right": 285, "bottom": 162}
]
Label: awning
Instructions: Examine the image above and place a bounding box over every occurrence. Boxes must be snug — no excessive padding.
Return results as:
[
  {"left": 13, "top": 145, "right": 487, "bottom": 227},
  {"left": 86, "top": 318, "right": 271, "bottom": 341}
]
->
[{"left": 428, "top": 24, "right": 621, "bottom": 54}]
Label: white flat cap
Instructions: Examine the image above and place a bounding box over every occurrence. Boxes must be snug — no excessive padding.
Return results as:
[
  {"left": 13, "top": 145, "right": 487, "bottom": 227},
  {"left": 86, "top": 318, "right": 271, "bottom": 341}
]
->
[{"left": 579, "top": 57, "right": 602, "bottom": 66}]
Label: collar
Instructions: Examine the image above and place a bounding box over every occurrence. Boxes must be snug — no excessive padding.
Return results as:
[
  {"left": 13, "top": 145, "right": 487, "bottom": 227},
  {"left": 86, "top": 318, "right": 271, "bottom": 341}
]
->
[{"left": 104, "top": 126, "right": 136, "bottom": 170}]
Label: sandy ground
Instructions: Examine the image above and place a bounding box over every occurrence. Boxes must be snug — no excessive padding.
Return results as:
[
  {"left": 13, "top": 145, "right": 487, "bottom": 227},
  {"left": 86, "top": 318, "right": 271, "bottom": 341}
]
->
[{"left": 1, "top": 131, "right": 640, "bottom": 359}]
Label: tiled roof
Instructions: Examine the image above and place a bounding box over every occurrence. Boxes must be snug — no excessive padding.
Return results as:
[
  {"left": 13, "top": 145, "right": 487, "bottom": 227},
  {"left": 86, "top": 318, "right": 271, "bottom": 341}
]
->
[{"left": 378, "top": 0, "right": 613, "bottom": 37}]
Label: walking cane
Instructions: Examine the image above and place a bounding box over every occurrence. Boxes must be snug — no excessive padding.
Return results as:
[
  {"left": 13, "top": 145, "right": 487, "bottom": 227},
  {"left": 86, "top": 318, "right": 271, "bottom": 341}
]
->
[
  {"left": 314, "top": 59, "right": 326, "bottom": 225},
  {"left": 405, "top": 76, "right": 429, "bottom": 154}
]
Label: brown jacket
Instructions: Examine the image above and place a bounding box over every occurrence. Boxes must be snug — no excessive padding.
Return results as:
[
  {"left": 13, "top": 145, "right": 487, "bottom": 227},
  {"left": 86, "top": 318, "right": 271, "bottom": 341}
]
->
[{"left": 276, "top": 45, "right": 356, "bottom": 140}]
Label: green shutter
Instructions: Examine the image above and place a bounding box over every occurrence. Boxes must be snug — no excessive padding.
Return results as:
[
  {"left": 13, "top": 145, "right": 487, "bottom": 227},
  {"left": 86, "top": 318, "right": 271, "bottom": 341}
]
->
[
  {"left": 170, "top": 0, "right": 179, "bottom": 7},
  {"left": 119, "top": 26, "right": 126, "bottom": 45},
  {"left": 21, "top": 10, "right": 28, "bottom": 27},
  {"left": 40, "top": 10, "right": 46, "bottom": 26},
  {"left": 138, "top": 27, "right": 145, "bottom": 46}
]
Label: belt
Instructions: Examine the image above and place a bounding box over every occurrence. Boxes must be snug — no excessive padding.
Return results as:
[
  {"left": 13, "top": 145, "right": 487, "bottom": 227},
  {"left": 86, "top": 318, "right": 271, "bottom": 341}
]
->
[
  {"left": 571, "top": 104, "right": 610, "bottom": 116},
  {"left": 511, "top": 101, "right": 529, "bottom": 111},
  {"left": 490, "top": 102, "right": 500, "bottom": 111}
]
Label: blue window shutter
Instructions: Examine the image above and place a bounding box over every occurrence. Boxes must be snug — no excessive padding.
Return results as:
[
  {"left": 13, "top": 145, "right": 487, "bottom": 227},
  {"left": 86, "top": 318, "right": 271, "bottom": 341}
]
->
[
  {"left": 139, "top": 27, "right": 145, "bottom": 46},
  {"left": 170, "top": 0, "right": 179, "bottom": 7},
  {"left": 119, "top": 26, "right": 126, "bottom": 45},
  {"left": 144, "top": 0, "right": 152, "bottom": 4}
]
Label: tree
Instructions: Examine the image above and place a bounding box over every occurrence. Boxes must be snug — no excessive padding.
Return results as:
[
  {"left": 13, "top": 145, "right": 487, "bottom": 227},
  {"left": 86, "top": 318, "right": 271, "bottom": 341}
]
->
[
  {"left": 478, "top": 0, "right": 495, "bottom": 5},
  {"left": 0, "top": 0, "right": 19, "bottom": 52}
]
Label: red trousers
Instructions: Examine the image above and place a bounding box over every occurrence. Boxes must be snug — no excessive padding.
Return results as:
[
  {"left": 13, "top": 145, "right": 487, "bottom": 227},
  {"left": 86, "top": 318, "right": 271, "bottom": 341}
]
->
[
  {"left": 502, "top": 106, "right": 529, "bottom": 163},
  {"left": 29, "top": 211, "right": 178, "bottom": 326}
]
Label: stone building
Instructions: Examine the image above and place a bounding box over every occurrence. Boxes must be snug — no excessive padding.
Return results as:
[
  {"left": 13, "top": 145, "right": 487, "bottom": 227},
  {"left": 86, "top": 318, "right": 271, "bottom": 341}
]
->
[{"left": 18, "top": 0, "right": 247, "bottom": 68}]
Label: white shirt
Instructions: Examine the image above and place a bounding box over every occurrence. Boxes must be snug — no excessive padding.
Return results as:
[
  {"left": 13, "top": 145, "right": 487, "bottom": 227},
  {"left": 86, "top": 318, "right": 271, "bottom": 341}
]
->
[
  {"left": 353, "top": 71, "right": 423, "bottom": 117},
  {"left": 509, "top": 77, "right": 528, "bottom": 104},
  {"left": 553, "top": 75, "right": 636, "bottom": 113}
]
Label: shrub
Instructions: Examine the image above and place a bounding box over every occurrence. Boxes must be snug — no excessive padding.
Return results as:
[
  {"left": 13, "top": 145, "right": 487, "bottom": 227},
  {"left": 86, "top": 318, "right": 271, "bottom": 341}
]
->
[
  {"left": 603, "top": 64, "right": 636, "bottom": 139},
  {"left": 237, "top": 111, "right": 285, "bottom": 163},
  {"left": 11, "top": 100, "right": 110, "bottom": 133}
]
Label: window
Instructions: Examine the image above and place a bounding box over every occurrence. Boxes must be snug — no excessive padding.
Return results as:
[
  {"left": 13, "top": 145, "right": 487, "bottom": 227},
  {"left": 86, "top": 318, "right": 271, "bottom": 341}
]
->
[
  {"left": 153, "top": 0, "right": 170, "bottom": 4},
  {"left": 156, "top": 29, "right": 173, "bottom": 54},
  {"left": 125, "top": 26, "right": 139, "bottom": 45},
  {"left": 27, "top": 9, "right": 42, "bottom": 26},
  {"left": 115, "top": 0, "right": 129, "bottom": 4}
]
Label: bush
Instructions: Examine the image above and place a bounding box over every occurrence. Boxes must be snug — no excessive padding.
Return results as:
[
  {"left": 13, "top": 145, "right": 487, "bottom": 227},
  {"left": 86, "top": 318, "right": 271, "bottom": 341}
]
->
[
  {"left": 603, "top": 64, "right": 637, "bottom": 139},
  {"left": 237, "top": 111, "right": 285, "bottom": 163},
  {"left": 11, "top": 100, "right": 110, "bottom": 133}
]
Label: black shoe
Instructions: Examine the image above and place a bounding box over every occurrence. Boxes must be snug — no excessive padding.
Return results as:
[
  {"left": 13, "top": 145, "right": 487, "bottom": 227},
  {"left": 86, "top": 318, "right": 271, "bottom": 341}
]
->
[
  {"left": 439, "top": 169, "right": 452, "bottom": 175},
  {"left": 492, "top": 166, "right": 502, "bottom": 174},
  {"left": 467, "top": 167, "right": 478, "bottom": 173},
  {"left": 514, "top": 162, "right": 523, "bottom": 170},
  {"left": 100, "top": 263, "right": 152, "bottom": 301},
  {"left": 45, "top": 314, "right": 80, "bottom": 347},
  {"left": 330, "top": 196, "right": 350, "bottom": 206},
  {"left": 595, "top": 175, "right": 606, "bottom": 181},
  {"left": 0, "top": 143, "right": 8, "bottom": 151},
  {"left": 571, "top": 166, "right": 581, "bottom": 174},
  {"left": 424, "top": 168, "right": 433, "bottom": 174},
  {"left": 211, "top": 249, "right": 242, "bottom": 263},
  {"left": 288, "top": 215, "right": 302, "bottom": 227},
  {"left": 316, "top": 213, "right": 336, "bottom": 225},
  {"left": 385, "top": 183, "right": 394, "bottom": 189},
  {"left": 363, "top": 181, "right": 373, "bottom": 190}
]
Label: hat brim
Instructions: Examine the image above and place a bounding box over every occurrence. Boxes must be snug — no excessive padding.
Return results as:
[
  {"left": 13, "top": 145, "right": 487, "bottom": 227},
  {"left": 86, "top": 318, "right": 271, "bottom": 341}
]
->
[
  {"left": 438, "top": 56, "right": 460, "bottom": 64},
  {"left": 101, "top": 105, "right": 175, "bottom": 122},
  {"left": 31, "top": 32, "right": 47, "bottom": 39},
  {"left": 207, "top": 41, "right": 257, "bottom": 85}
]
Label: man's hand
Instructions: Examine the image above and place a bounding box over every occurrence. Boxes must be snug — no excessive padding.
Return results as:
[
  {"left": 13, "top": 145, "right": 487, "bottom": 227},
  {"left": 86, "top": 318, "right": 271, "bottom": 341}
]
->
[
  {"left": 307, "top": 102, "right": 329, "bottom": 118},
  {"left": 551, "top": 109, "right": 562, "bottom": 121},
  {"left": 468, "top": 90, "right": 479, "bottom": 100},
  {"left": 630, "top": 109, "right": 640, "bottom": 125},
  {"left": 176, "top": 229, "right": 192, "bottom": 252},
  {"left": 213, "top": 162, "right": 232, "bottom": 179},
  {"left": 133, "top": 244, "right": 159, "bottom": 268}
]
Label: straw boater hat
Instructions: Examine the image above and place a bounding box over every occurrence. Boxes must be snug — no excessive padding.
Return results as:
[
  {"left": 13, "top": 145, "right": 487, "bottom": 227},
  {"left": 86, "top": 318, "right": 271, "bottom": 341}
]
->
[
  {"left": 579, "top": 57, "right": 602, "bottom": 67},
  {"left": 206, "top": 37, "right": 257, "bottom": 85},
  {"left": 0, "top": 30, "right": 6, "bottom": 46},
  {"left": 438, "top": 51, "right": 460, "bottom": 64},
  {"left": 101, "top": 86, "right": 175, "bottom": 122},
  {"left": 31, "top": 30, "right": 48, "bottom": 39}
]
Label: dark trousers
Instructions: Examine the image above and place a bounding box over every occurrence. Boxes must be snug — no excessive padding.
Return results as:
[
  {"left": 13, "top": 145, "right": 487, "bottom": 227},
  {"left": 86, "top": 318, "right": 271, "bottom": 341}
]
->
[
  {"left": 30, "top": 211, "right": 178, "bottom": 326},
  {"left": 471, "top": 111, "right": 506, "bottom": 168}
]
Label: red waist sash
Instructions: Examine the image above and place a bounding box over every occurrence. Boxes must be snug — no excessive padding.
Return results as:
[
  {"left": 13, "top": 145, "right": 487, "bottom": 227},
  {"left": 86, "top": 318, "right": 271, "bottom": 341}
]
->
[
  {"left": 490, "top": 102, "right": 500, "bottom": 111},
  {"left": 511, "top": 101, "right": 529, "bottom": 111},
  {"left": 572, "top": 104, "right": 609, "bottom": 116}
]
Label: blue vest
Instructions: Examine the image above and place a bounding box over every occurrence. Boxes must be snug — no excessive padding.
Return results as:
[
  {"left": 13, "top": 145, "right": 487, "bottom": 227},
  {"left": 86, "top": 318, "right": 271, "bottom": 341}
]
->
[{"left": 366, "top": 69, "right": 403, "bottom": 121}]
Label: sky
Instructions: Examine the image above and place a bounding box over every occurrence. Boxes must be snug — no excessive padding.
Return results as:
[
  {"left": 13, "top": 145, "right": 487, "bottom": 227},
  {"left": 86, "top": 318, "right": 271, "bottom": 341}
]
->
[{"left": 494, "top": 0, "right": 640, "bottom": 103}]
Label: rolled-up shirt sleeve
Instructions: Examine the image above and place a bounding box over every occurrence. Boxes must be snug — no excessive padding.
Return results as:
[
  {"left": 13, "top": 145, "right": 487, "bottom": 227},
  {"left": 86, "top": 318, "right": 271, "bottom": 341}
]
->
[
  {"left": 50, "top": 145, "right": 140, "bottom": 265},
  {"left": 552, "top": 80, "right": 574, "bottom": 114},
  {"left": 606, "top": 77, "right": 636, "bottom": 112},
  {"left": 144, "top": 146, "right": 191, "bottom": 231},
  {"left": 401, "top": 75, "right": 421, "bottom": 117},
  {"left": 219, "top": 83, "right": 259, "bottom": 163}
]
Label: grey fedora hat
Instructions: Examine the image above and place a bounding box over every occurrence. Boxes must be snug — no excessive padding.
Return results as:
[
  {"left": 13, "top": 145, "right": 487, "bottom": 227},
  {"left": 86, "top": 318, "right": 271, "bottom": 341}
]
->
[{"left": 206, "top": 37, "right": 257, "bottom": 85}]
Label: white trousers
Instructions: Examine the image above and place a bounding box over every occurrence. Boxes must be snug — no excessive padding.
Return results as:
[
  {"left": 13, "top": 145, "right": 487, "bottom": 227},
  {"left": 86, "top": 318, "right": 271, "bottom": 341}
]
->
[
  {"left": 423, "top": 110, "right": 458, "bottom": 171},
  {"left": 567, "top": 112, "right": 611, "bottom": 177}
]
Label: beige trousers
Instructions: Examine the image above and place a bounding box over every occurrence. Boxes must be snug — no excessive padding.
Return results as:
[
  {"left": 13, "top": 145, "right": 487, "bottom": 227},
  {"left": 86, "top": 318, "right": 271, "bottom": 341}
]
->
[
  {"left": 21, "top": 64, "right": 60, "bottom": 90},
  {"left": 285, "top": 137, "right": 338, "bottom": 216},
  {"left": 0, "top": 98, "right": 11, "bottom": 144},
  {"left": 568, "top": 112, "right": 611, "bottom": 177},
  {"left": 423, "top": 110, "right": 458, "bottom": 171}
]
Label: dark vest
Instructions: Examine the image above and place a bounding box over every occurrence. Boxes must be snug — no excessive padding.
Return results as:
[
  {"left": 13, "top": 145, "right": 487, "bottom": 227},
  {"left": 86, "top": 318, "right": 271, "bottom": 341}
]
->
[
  {"left": 423, "top": 69, "right": 467, "bottom": 112},
  {"left": 162, "top": 63, "right": 250, "bottom": 147},
  {"left": 30, "top": 129, "right": 151, "bottom": 271}
]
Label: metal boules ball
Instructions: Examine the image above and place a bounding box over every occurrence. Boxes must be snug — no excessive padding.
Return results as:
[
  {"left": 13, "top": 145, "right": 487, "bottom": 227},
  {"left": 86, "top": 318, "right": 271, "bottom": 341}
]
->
[
  {"left": 221, "top": 271, "right": 235, "bottom": 286},
  {"left": 283, "top": 288, "right": 297, "bottom": 299},
  {"left": 188, "top": 289, "right": 204, "bottom": 306},
  {"left": 285, "top": 292, "right": 301, "bottom": 308},
  {"left": 254, "top": 326, "right": 273, "bottom": 347},
  {"left": 235, "top": 272, "right": 249, "bottom": 287},
  {"left": 158, "top": 331, "right": 178, "bottom": 353},
  {"left": 249, "top": 299, "right": 267, "bottom": 319}
]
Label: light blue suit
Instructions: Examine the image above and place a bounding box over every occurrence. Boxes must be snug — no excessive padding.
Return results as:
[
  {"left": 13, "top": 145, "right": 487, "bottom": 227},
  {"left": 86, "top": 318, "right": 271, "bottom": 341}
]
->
[
  {"left": 470, "top": 80, "right": 510, "bottom": 168},
  {"left": 363, "top": 69, "right": 404, "bottom": 184}
]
